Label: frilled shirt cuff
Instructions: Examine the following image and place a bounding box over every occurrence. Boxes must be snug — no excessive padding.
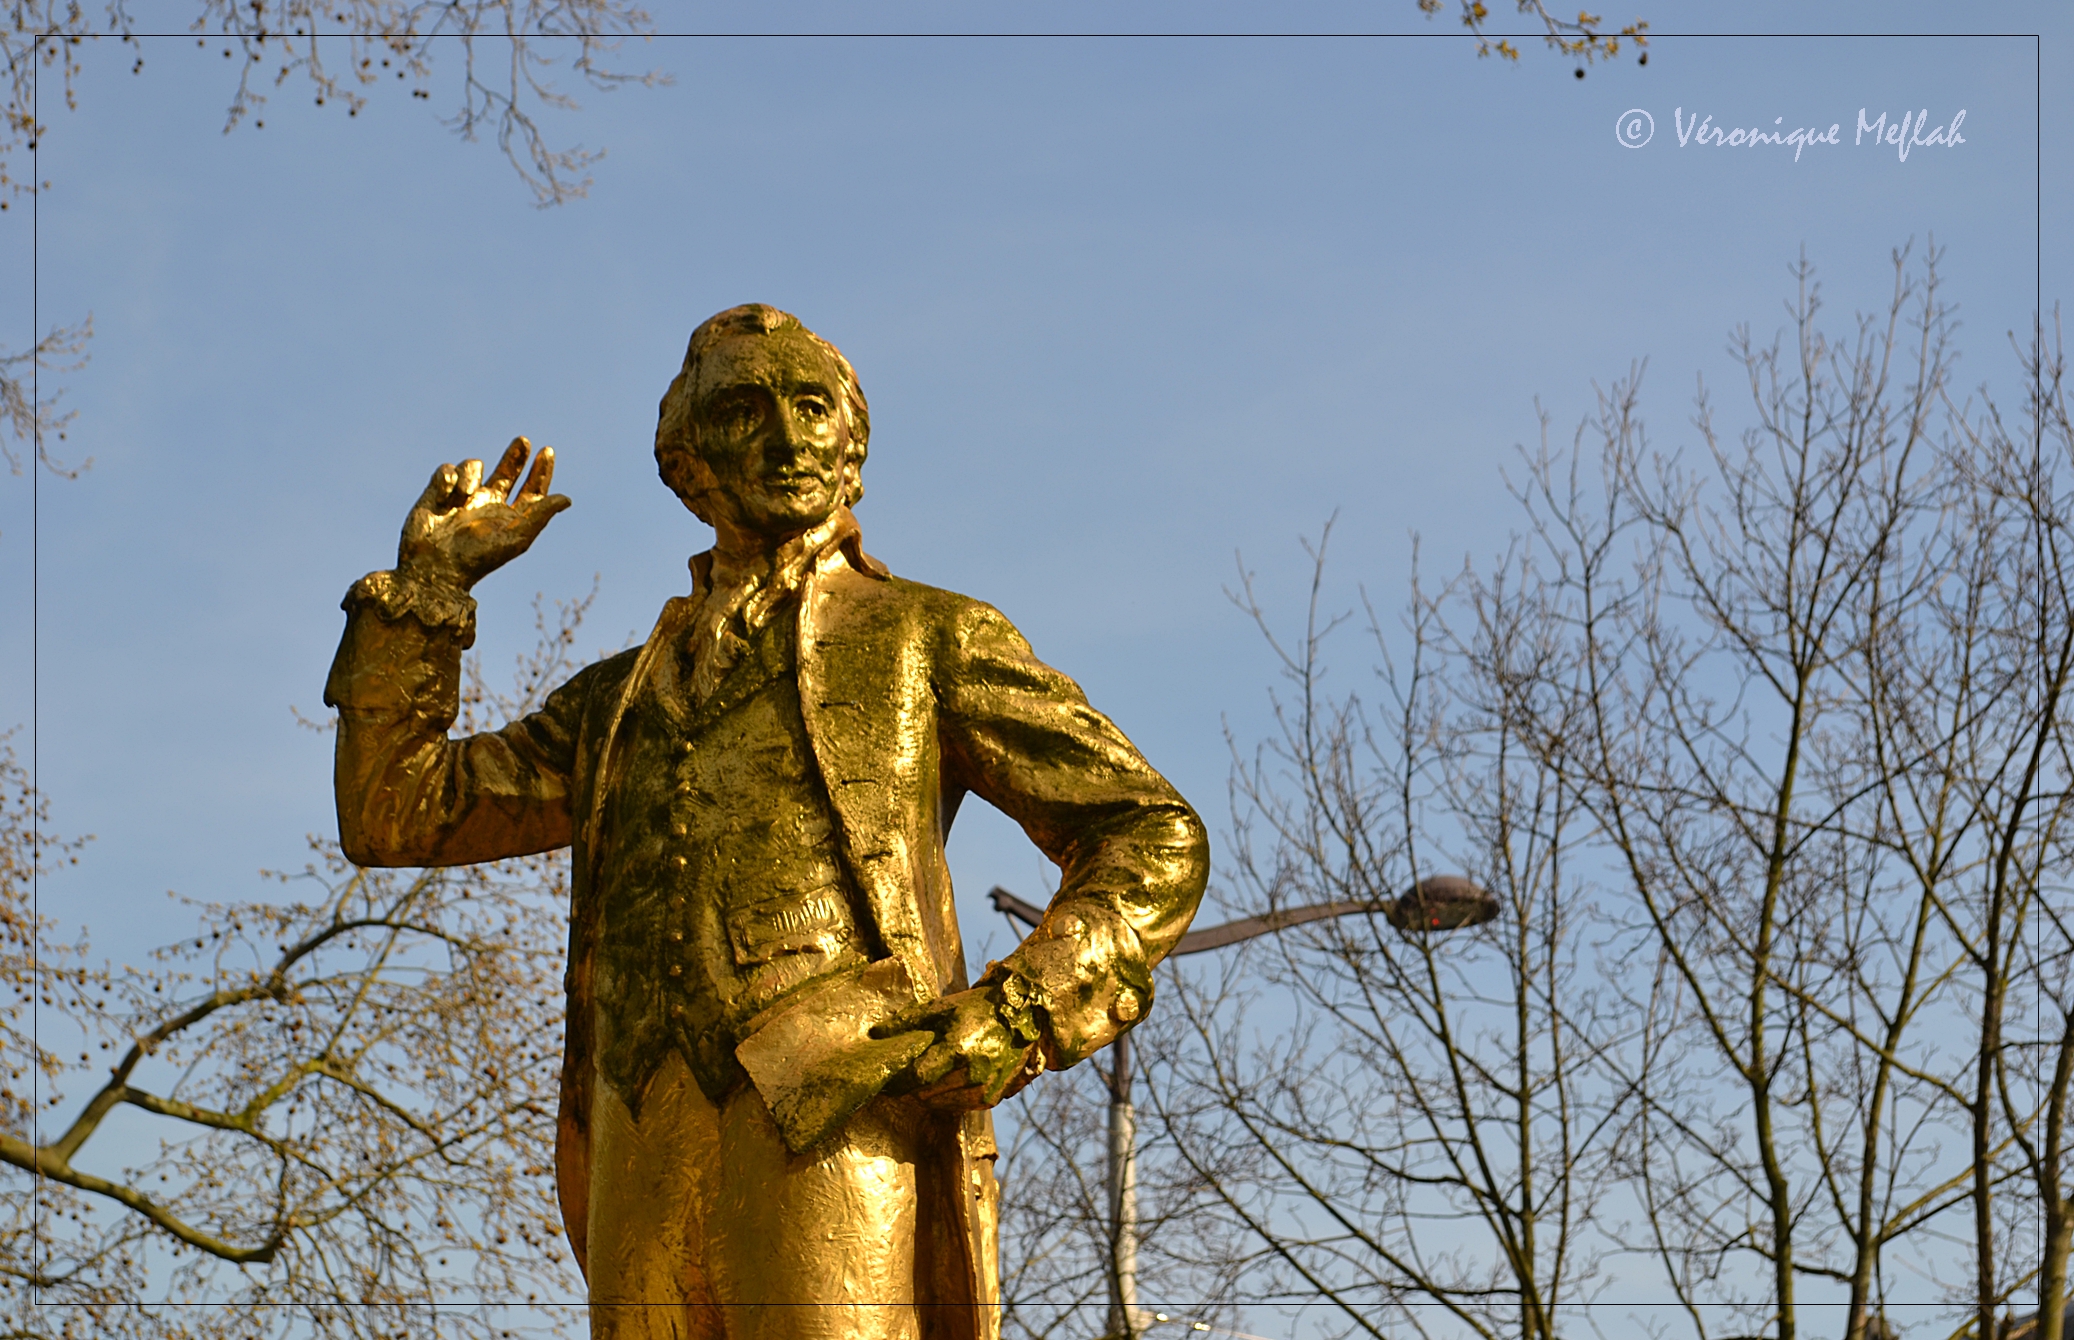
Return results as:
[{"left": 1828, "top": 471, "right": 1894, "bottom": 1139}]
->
[
  {"left": 340, "top": 569, "right": 479, "bottom": 647},
  {"left": 323, "top": 570, "right": 476, "bottom": 721},
  {"left": 980, "top": 902, "right": 1153, "bottom": 1067}
]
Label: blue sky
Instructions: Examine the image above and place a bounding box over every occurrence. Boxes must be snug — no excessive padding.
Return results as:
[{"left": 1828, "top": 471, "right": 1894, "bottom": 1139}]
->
[{"left": 5, "top": 0, "right": 2065, "bottom": 1006}]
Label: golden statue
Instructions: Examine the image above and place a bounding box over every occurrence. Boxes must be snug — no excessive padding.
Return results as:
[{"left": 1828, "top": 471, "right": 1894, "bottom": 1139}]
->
[{"left": 323, "top": 304, "right": 1210, "bottom": 1340}]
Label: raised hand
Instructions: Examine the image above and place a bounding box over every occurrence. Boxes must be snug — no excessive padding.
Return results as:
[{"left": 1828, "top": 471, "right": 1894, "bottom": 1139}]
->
[{"left": 396, "top": 437, "right": 571, "bottom": 591}]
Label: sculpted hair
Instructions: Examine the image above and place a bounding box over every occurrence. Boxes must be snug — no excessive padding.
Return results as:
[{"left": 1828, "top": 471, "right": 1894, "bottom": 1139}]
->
[{"left": 654, "top": 304, "right": 872, "bottom": 526}]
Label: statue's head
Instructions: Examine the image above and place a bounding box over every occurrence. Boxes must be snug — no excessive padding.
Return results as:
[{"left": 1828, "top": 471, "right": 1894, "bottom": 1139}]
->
[{"left": 654, "top": 304, "right": 871, "bottom": 539}]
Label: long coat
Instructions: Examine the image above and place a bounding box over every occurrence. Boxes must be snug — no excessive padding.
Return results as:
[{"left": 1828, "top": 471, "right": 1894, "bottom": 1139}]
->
[{"left": 325, "top": 544, "right": 1210, "bottom": 1340}]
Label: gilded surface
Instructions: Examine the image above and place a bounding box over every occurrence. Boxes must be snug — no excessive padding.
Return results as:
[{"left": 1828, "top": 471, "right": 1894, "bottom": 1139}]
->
[
  {"left": 323, "top": 304, "right": 1210, "bottom": 1339},
  {"left": 592, "top": 601, "right": 872, "bottom": 1109}
]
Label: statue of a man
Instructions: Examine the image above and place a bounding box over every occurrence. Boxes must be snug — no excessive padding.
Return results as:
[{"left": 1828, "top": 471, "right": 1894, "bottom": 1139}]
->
[{"left": 323, "top": 304, "right": 1209, "bottom": 1340}]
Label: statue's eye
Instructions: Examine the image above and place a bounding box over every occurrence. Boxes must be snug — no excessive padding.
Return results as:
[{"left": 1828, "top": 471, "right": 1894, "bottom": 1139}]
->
[{"left": 796, "top": 396, "right": 830, "bottom": 421}]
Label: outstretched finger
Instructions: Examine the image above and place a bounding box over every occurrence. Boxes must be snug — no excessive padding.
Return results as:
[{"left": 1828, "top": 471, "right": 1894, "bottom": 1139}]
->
[
  {"left": 869, "top": 1001, "right": 955, "bottom": 1040},
  {"left": 485, "top": 436, "right": 530, "bottom": 501},
  {"left": 912, "top": 1040, "right": 962, "bottom": 1089},
  {"left": 455, "top": 457, "right": 486, "bottom": 502},
  {"left": 516, "top": 444, "right": 556, "bottom": 502},
  {"left": 515, "top": 493, "right": 572, "bottom": 541},
  {"left": 417, "top": 462, "right": 460, "bottom": 512}
]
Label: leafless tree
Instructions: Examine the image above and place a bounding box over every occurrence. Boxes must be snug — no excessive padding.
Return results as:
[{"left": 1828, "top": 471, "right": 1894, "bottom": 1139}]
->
[
  {"left": 0, "top": 2, "right": 663, "bottom": 473},
  {"left": 1943, "top": 314, "right": 2074, "bottom": 1340},
  {"left": 1125, "top": 247, "right": 2070, "bottom": 1340},
  {"left": 1419, "top": 0, "right": 1649, "bottom": 71},
  {"left": 3, "top": 1, "right": 661, "bottom": 207},
  {"left": 0, "top": 314, "right": 88, "bottom": 483},
  {"left": 1133, "top": 523, "right": 1633, "bottom": 1340},
  {"left": 1466, "top": 247, "right": 2074, "bottom": 1340},
  {"left": 996, "top": 1037, "right": 1247, "bottom": 1340},
  {"left": 0, "top": 590, "right": 605, "bottom": 1338}
]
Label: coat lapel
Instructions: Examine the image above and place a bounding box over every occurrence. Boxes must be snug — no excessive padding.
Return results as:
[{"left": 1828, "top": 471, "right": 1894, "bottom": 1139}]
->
[{"left": 796, "top": 555, "right": 937, "bottom": 1005}]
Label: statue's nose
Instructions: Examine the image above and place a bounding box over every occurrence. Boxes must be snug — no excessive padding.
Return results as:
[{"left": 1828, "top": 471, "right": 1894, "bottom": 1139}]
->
[{"left": 765, "top": 405, "right": 814, "bottom": 459}]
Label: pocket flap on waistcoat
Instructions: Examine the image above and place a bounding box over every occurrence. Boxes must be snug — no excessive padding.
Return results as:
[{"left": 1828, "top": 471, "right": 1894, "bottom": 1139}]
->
[{"left": 726, "top": 886, "right": 854, "bottom": 965}]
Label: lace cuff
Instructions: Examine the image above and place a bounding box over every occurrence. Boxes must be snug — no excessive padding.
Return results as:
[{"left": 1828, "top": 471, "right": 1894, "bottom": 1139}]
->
[
  {"left": 981, "top": 902, "right": 1152, "bottom": 1067},
  {"left": 341, "top": 570, "right": 478, "bottom": 648}
]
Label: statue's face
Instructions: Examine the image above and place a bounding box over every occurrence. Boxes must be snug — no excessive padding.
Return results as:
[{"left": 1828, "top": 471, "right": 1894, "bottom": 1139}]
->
[{"left": 691, "top": 330, "right": 854, "bottom": 541}]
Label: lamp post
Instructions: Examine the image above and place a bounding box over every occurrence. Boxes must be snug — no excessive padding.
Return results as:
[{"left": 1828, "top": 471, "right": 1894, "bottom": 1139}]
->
[{"left": 989, "top": 876, "right": 1497, "bottom": 1340}]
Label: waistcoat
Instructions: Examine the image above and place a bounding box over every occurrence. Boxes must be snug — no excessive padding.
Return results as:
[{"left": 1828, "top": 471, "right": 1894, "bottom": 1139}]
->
[{"left": 589, "top": 605, "right": 872, "bottom": 1111}]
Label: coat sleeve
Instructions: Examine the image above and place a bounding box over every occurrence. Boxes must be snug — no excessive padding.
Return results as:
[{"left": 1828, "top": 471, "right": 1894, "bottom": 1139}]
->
[
  {"left": 933, "top": 598, "right": 1209, "bottom": 1067},
  {"left": 322, "top": 569, "right": 587, "bottom": 867}
]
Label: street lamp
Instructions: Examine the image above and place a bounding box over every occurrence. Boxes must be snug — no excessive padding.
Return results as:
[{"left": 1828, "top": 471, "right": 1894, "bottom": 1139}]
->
[{"left": 989, "top": 876, "right": 1498, "bottom": 1340}]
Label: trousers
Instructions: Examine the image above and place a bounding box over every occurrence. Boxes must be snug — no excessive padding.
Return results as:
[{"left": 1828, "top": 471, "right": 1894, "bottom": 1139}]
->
[{"left": 585, "top": 1050, "right": 923, "bottom": 1340}]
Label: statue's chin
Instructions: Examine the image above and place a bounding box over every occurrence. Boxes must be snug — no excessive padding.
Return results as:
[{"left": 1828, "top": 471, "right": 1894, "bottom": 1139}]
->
[{"left": 742, "top": 492, "right": 840, "bottom": 535}]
